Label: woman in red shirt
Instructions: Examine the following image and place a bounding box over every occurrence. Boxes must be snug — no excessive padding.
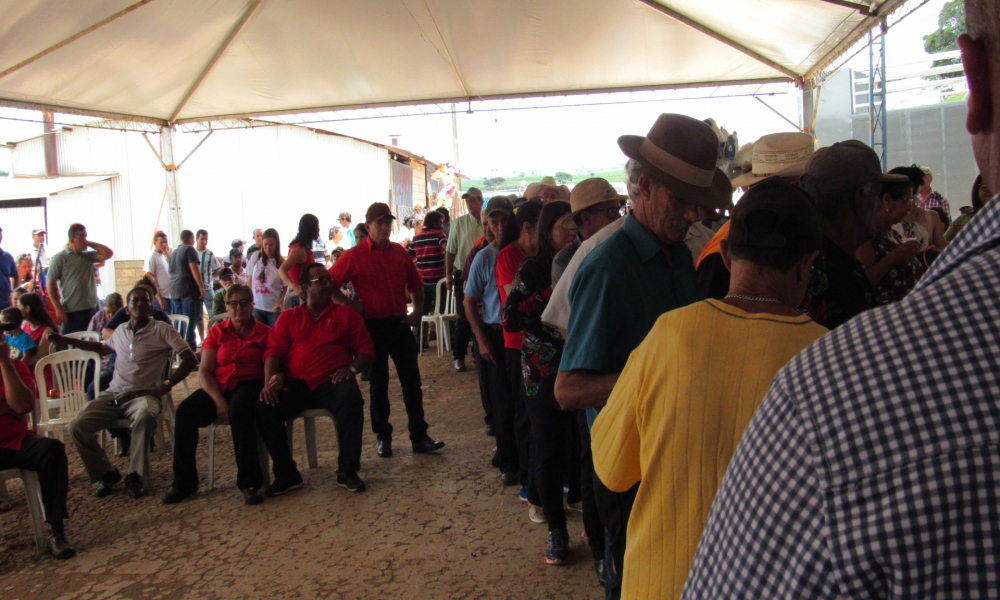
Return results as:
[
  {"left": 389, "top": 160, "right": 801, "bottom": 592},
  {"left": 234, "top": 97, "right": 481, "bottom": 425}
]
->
[
  {"left": 279, "top": 214, "right": 321, "bottom": 303},
  {"left": 163, "top": 283, "right": 272, "bottom": 506}
]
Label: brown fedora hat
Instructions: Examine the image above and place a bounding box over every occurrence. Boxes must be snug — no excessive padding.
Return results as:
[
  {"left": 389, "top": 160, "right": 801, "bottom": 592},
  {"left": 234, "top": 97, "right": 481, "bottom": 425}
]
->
[{"left": 618, "top": 113, "right": 733, "bottom": 210}]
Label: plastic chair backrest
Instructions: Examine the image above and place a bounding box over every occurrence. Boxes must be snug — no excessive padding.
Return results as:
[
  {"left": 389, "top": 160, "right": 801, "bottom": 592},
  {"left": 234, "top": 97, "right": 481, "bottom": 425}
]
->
[
  {"left": 432, "top": 279, "right": 447, "bottom": 316},
  {"left": 169, "top": 315, "right": 189, "bottom": 339},
  {"left": 444, "top": 285, "right": 456, "bottom": 316},
  {"left": 34, "top": 350, "right": 101, "bottom": 424},
  {"left": 65, "top": 331, "right": 101, "bottom": 344}
]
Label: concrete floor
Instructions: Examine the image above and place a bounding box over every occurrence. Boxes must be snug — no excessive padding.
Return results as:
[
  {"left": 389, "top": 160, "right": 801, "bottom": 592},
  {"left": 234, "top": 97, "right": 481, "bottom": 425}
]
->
[{"left": 0, "top": 349, "right": 603, "bottom": 600}]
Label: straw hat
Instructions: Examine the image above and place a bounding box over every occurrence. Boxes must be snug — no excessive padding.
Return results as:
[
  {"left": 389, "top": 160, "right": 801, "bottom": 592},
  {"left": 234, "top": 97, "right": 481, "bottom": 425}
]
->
[
  {"left": 730, "top": 132, "right": 815, "bottom": 188},
  {"left": 618, "top": 114, "right": 732, "bottom": 210},
  {"left": 562, "top": 178, "right": 627, "bottom": 230},
  {"left": 524, "top": 176, "right": 570, "bottom": 201}
]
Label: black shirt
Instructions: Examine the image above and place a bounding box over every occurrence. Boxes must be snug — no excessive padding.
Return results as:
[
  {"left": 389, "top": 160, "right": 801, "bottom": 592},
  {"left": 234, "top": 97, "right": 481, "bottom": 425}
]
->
[
  {"left": 697, "top": 253, "right": 730, "bottom": 301},
  {"left": 169, "top": 244, "right": 201, "bottom": 300},
  {"left": 801, "top": 236, "right": 874, "bottom": 330}
]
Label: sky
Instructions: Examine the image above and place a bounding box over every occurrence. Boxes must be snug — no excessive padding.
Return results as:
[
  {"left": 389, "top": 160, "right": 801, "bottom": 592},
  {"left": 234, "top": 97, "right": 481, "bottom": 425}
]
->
[{"left": 0, "top": 0, "right": 951, "bottom": 178}]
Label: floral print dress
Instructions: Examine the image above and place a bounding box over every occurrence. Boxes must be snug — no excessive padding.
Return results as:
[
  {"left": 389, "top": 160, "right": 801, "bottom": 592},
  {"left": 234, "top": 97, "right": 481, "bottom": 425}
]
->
[
  {"left": 871, "top": 228, "right": 926, "bottom": 306},
  {"left": 501, "top": 256, "right": 564, "bottom": 409}
]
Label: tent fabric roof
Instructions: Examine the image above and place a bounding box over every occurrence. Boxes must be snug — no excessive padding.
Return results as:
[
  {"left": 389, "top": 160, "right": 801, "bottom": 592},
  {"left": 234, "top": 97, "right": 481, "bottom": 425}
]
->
[
  {"left": 0, "top": 0, "right": 907, "bottom": 125},
  {"left": 0, "top": 175, "right": 115, "bottom": 201}
]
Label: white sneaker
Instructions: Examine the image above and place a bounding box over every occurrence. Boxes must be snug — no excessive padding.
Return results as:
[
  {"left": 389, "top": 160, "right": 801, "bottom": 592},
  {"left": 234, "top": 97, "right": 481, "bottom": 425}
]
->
[
  {"left": 566, "top": 500, "right": 583, "bottom": 513},
  {"left": 454, "top": 359, "right": 466, "bottom": 372},
  {"left": 529, "top": 503, "right": 547, "bottom": 524}
]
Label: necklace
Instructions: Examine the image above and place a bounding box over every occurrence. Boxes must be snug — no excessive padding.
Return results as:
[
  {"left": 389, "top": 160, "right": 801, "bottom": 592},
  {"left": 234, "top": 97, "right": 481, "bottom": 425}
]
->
[{"left": 724, "top": 294, "right": 784, "bottom": 304}]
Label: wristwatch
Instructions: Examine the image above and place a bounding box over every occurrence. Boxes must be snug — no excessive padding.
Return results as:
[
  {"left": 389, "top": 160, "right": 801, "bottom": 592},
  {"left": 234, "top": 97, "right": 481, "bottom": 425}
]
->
[{"left": 348, "top": 366, "right": 359, "bottom": 375}]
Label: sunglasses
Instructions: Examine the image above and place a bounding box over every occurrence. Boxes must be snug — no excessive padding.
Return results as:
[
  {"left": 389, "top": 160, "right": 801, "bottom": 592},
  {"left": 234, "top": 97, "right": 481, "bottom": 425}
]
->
[
  {"left": 307, "top": 276, "right": 334, "bottom": 286},
  {"left": 227, "top": 299, "right": 253, "bottom": 308},
  {"left": 586, "top": 202, "right": 627, "bottom": 220}
]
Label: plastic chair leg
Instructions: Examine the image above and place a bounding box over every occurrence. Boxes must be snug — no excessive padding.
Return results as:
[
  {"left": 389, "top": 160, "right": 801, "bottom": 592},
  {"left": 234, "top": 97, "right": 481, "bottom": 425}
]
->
[
  {"left": 22, "top": 471, "right": 48, "bottom": 553},
  {"left": 207, "top": 424, "right": 217, "bottom": 493},
  {"left": 419, "top": 321, "right": 426, "bottom": 356},
  {"left": 304, "top": 417, "right": 318, "bottom": 469}
]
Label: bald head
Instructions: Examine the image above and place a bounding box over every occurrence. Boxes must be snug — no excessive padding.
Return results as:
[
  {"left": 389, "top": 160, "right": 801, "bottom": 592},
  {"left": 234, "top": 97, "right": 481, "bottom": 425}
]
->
[{"left": 961, "top": 0, "right": 1000, "bottom": 191}]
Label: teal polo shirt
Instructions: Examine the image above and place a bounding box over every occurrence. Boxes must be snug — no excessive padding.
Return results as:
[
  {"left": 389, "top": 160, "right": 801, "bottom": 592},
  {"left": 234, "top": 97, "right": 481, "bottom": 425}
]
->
[{"left": 558, "top": 214, "right": 700, "bottom": 427}]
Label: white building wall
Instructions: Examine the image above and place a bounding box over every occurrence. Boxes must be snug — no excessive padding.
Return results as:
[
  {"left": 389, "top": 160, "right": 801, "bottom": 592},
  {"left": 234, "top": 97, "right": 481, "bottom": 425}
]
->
[{"left": 46, "top": 180, "right": 117, "bottom": 298}]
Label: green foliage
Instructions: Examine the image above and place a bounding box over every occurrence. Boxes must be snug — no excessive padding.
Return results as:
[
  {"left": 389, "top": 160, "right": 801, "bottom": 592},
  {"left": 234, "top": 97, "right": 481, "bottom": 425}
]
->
[
  {"left": 482, "top": 176, "right": 506, "bottom": 190},
  {"left": 923, "top": 0, "right": 966, "bottom": 80},
  {"left": 554, "top": 171, "right": 573, "bottom": 184}
]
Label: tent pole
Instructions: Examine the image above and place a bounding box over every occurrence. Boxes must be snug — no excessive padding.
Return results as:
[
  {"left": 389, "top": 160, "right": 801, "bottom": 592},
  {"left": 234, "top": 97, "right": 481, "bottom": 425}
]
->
[
  {"left": 800, "top": 84, "right": 816, "bottom": 137},
  {"left": 161, "top": 125, "right": 184, "bottom": 240}
]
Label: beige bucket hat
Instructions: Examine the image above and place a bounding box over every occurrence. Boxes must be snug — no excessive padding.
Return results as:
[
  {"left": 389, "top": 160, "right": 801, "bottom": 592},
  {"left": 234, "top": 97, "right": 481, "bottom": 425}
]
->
[{"left": 562, "top": 178, "right": 627, "bottom": 230}]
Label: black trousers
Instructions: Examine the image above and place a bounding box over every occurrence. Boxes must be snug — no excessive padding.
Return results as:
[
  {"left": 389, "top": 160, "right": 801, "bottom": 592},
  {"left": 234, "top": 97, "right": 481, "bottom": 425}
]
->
[
  {"left": 0, "top": 435, "right": 69, "bottom": 523},
  {"left": 62, "top": 307, "right": 96, "bottom": 335},
  {"left": 366, "top": 317, "right": 429, "bottom": 442},
  {"left": 483, "top": 325, "right": 517, "bottom": 472},
  {"left": 506, "top": 348, "right": 533, "bottom": 488},
  {"left": 256, "top": 379, "right": 364, "bottom": 476},
  {"left": 524, "top": 374, "right": 576, "bottom": 531},
  {"left": 451, "top": 271, "right": 472, "bottom": 360},
  {"left": 472, "top": 337, "right": 492, "bottom": 427},
  {"left": 595, "top": 476, "right": 639, "bottom": 600},
  {"left": 171, "top": 380, "right": 264, "bottom": 492},
  {"left": 578, "top": 410, "right": 606, "bottom": 561}
]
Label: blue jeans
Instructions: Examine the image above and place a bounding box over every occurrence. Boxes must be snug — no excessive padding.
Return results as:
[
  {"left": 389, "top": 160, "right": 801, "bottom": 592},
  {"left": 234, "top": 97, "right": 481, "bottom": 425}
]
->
[
  {"left": 170, "top": 296, "right": 201, "bottom": 351},
  {"left": 202, "top": 288, "right": 216, "bottom": 319},
  {"left": 253, "top": 308, "right": 280, "bottom": 327}
]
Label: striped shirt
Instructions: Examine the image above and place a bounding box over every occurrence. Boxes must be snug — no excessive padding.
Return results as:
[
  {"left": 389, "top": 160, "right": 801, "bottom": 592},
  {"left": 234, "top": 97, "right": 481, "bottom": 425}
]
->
[{"left": 411, "top": 229, "right": 448, "bottom": 283}]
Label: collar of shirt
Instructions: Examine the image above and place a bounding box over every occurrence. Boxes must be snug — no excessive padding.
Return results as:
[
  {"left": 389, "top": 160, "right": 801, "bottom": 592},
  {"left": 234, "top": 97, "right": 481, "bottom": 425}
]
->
[{"left": 621, "top": 213, "right": 685, "bottom": 264}]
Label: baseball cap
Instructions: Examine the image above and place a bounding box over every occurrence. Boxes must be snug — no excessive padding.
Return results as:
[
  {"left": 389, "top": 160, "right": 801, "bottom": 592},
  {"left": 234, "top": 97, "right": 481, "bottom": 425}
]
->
[
  {"left": 462, "top": 187, "right": 484, "bottom": 201},
  {"left": 365, "top": 202, "right": 396, "bottom": 223},
  {"left": 800, "top": 140, "right": 908, "bottom": 194},
  {"left": 729, "top": 178, "right": 822, "bottom": 255},
  {"left": 514, "top": 199, "right": 545, "bottom": 224},
  {"left": 32, "top": 228, "right": 45, "bottom": 235},
  {"left": 484, "top": 196, "right": 514, "bottom": 218},
  {"left": 218, "top": 267, "right": 235, "bottom": 280},
  {"left": 231, "top": 238, "right": 245, "bottom": 248}
]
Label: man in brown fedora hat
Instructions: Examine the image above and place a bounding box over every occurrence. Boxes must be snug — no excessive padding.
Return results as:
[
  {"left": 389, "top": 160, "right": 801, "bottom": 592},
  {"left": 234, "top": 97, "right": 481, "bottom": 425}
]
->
[{"left": 553, "top": 113, "right": 731, "bottom": 595}]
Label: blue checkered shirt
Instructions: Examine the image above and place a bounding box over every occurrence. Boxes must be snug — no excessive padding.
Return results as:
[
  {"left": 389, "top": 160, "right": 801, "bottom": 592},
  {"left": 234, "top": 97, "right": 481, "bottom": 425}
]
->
[{"left": 683, "top": 196, "right": 1000, "bottom": 599}]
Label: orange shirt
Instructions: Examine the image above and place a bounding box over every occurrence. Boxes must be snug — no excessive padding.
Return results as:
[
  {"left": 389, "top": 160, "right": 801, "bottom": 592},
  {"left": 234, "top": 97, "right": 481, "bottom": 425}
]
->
[
  {"left": 330, "top": 238, "right": 424, "bottom": 319},
  {"left": 696, "top": 220, "right": 731, "bottom": 269},
  {"left": 265, "top": 303, "right": 375, "bottom": 389},
  {"left": 203, "top": 318, "right": 271, "bottom": 390}
]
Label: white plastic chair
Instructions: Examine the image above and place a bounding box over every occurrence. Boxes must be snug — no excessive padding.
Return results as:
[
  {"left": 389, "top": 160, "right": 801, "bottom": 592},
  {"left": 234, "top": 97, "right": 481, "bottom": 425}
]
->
[
  {"left": 0, "top": 469, "right": 47, "bottom": 553},
  {"left": 420, "top": 279, "right": 455, "bottom": 357},
  {"left": 168, "top": 315, "right": 191, "bottom": 396},
  {"left": 256, "top": 409, "right": 336, "bottom": 483},
  {"left": 33, "top": 350, "right": 102, "bottom": 442},
  {"left": 205, "top": 422, "right": 271, "bottom": 492},
  {"left": 65, "top": 331, "right": 101, "bottom": 343}
]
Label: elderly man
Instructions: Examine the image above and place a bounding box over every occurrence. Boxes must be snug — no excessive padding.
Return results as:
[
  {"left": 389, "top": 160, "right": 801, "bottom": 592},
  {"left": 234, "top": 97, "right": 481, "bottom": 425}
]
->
[
  {"left": 47, "top": 223, "right": 113, "bottom": 333},
  {"left": 593, "top": 179, "right": 828, "bottom": 600},
  {"left": 554, "top": 114, "right": 731, "bottom": 595},
  {"left": 30, "top": 228, "right": 48, "bottom": 271},
  {"left": 257, "top": 263, "right": 375, "bottom": 494},
  {"left": 59, "top": 286, "right": 198, "bottom": 499},
  {"left": 525, "top": 176, "right": 571, "bottom": 203},
  {"left": 0, "top": 334, "right": 75, "bottom": 559},
  {"left": 329, "top": 202, "right": 445, "bottom": 458},
  {"left": 445, "top": 187, "right": 484, "bottom": 372},
  {"left": 554, "top": 178, "right": 625, "bottom": 285},
  {"left": 683, "top": 3, "right": 1000, "bottom": 598}
]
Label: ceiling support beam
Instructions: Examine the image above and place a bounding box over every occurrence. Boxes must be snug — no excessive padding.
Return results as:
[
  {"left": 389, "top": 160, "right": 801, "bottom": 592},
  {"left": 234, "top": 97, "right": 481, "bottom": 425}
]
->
[
  {"left": 0, "top": 0, "right": 157, "bottom": 81},
  {"left": 817, "top": 0, "right": 874, "bottom": 15},
  {"left": 169, "top": 0, "right": 266, "bottom": 123},
  {"left": 634, "top": 0, "right": 801, "bottom": 82}
]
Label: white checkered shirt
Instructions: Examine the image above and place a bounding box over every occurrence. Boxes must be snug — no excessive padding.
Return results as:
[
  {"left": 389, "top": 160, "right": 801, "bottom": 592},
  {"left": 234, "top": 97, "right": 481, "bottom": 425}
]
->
[{"left": 683, "top": 196, "right": 1000, "bottom": 599}]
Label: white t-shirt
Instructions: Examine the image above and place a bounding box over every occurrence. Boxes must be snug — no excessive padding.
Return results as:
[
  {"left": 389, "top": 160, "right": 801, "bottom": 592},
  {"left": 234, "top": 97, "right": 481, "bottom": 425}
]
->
[
  {"left": 247, "top": 252, "right": 285, "bottom": 313},
  {"left": 144, "top": 251, "right": 172, "bottom": 299}
]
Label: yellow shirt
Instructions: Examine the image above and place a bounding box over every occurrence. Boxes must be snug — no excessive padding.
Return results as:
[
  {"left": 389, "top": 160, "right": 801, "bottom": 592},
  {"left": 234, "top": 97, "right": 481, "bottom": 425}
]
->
[{"left": 592, "top": 299, "right": 827, "bottom": 600}]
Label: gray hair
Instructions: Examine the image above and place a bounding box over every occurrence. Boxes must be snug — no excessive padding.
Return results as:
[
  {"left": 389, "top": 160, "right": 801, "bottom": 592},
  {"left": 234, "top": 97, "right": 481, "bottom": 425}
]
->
[{"left": 625, "top": 159, "right": 647, "bottom": 203}]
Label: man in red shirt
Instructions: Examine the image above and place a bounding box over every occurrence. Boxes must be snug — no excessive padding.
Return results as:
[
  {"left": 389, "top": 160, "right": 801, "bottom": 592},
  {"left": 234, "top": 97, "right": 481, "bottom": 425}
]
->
[
  {"left": 0, "top": 334, "right": 75, "bottom": 559},
  {"left": 259, "top": 263, "right": 375, "bottom": 493},
  {"left": 329, "top": 202, "right": 446, "bottom": 459}
]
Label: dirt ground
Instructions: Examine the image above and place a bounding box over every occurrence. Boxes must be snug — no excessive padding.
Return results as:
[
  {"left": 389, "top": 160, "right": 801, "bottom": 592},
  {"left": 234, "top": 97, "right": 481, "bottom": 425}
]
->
[{"left": 0, "top": 349, "right": 603, "bottom": 600}]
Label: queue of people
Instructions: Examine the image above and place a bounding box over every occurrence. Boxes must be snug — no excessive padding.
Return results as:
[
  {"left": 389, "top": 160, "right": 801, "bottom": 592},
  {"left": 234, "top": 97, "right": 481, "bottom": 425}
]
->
[{"left": 3, "top": 7, "right": 1000, "bottom": 599}]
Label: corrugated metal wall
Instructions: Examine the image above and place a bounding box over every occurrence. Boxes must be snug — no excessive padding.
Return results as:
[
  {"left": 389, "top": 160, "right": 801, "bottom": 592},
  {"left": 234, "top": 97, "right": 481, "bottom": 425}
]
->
[
  {"left": 389, "top": 159, "right": 413, "bottom": 215},
  {"left": 412, "top": 161, "right": 427, "bottom": 208}
]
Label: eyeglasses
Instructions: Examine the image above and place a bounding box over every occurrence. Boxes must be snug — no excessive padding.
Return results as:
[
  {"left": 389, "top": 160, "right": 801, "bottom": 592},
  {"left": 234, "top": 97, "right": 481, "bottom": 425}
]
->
[
  {"left": 307, "top": 276, "right": 334, "bottom": 286},
  {"left": 227, "top": 299, "right": 253, "bottom": 308},
  {"left": 587, "top": 202, "right": 627, "bottom": 220}
]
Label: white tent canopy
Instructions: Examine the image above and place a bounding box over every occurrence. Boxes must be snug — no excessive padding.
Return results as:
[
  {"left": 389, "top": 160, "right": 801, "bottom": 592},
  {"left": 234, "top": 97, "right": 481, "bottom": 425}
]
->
[{"left": 0, "top": 0, "right": 911, "bottom": 125}]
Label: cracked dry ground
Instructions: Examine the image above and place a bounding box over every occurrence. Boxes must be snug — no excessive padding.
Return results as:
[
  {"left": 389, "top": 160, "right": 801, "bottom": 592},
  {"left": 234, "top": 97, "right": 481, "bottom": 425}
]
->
[{"left": 0, "top": 350, "right": 603, "bottom": 600}]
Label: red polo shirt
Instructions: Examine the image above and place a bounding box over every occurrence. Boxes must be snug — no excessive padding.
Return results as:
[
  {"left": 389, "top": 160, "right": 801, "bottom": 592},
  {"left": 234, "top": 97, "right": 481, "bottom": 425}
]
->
[
  {"left": 495, "top": 243, "right": 526, "bottom": 350},
  {"left": 203, "top": 318, "right": 271, "bottom": 390},
  {"left": 264, "top": 302, "right": 375, "bottom": 389},
  {"left": 0, "top": 359, "right": 37, "bottom": 451},
  {"left": 329, "top": 238, "right": 423, "bottom": 319}
]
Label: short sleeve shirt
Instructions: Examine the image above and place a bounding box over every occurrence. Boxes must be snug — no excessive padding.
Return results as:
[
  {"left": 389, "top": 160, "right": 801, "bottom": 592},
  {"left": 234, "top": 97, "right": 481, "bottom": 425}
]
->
[
  {"left": 0, "top": 359, "right": 36, "bottom": 450},
  {"left": 105, "top": 319, "right": 190, "bottom": 394},
  {"left": 558, "top": 215, "right": 700, "bottom": 427},
  {"left": 329, "top": 239, "right": 423, "bottom": 319},
  {"left": 801, "top": 236, "right": 875, "bottom": 330},
  {"left": 445, "top": 213, "right": 484, "bottom": 270},
  {"left": 145, "top": 251, "right": 172, "bottom": 299},
  {"left": 48, "top": 248, "right": 100, "bottom": 311},
  {"left": 247, "top": 253, "right": 285, "bottom": 312},
  {"left": 7, "top": 331, "right": 36, "bottom": 361},
  {"left": 495, "top": 243, "right": 526, "bottom": 350},
  {"left": 198, "top": 249, "right": 223, "bottom": 287},
  {"left": 203, "top": 318, "right": 271, "bottom": 390},
  {"left": 169, "top": 244, "right": 201, "bottom": 299},
  {"left": 464, "top": 244, "right": 502, "bottom": 325},
  {"left": 0, "top": 249, "right": 17, "bottom": 310}
]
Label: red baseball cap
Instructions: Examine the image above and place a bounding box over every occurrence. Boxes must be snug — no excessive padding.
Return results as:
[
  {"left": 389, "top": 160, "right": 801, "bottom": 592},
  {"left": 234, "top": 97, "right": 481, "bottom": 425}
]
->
[{"left": 365, "top": 202, "right": 396, "bottom": 224}]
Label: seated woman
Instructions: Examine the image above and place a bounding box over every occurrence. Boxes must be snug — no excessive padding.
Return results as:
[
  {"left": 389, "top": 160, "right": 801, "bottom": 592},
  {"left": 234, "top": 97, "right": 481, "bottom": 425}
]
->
[
  {"left": 857, "top": 166, "right": 926, "bottom": 306},
  {"left": 17, "top": 293, "right": 57, "bottom": 369},
  {"left": 163, "top": 283, "right": 272, "bottom": 506}
]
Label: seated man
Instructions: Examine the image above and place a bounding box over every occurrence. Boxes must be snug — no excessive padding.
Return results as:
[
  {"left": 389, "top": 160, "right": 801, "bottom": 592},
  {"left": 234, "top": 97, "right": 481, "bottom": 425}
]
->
[
  {"left": 58, "top": 286, "right": 198, "bottom": 499},
  {"left": 0, "top": 333, "right": 75, "bottom": 559},
  {"left": 258, "top": 263, "right": 374, "bottom": 494}
]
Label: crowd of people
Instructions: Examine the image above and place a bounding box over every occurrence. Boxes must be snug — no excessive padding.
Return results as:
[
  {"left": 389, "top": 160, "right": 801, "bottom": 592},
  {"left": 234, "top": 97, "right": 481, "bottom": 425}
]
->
[{"left": 1, "top": 3, "right": 999, "bottom": 597}]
